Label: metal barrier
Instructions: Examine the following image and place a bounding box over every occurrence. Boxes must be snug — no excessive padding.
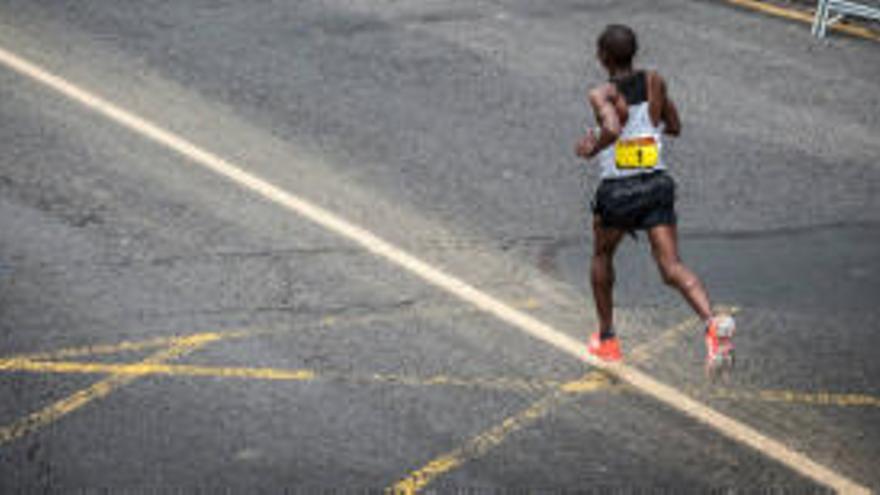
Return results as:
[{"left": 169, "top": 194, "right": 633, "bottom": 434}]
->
[{"left": 812, "top": 0, "right": 880, "bottom": 37}]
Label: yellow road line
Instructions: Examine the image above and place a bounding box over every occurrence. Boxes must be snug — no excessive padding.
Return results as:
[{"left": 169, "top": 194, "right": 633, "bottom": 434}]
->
[
  {"left": 16, "top": 371, "right": 869, "bottom": 457},
  {"left": 0, "top": 359, "right": 313, "bottom": 382},
  {"left": 390, "top": 316, "right": 698, "bottom": 493},
  {"left": 0, "top": 46, "right": 866, "bottom": 494},
  {"left": 1, "top": 328, "right": 263, "bottom": 362},
  {"left": 359, "top": 372, "right": 564, "bottom": 393},
  {"left": 0, "top": 334, "right": 219, "bottom": 446},
  {"left": 723, "top": 0, "right": 880, "bottom": 42},
  {"left": 702, "top": 387, "right": 880, "bottom": 408},
  {"left": 727, "top": 0, "right": 820, "bottom": 23},
  {"left": 0, "top": 358, "right": 573, "bottom": 394},
  {"left": 2, "top": 302, "right": 509, "bottom": 363},
  {"left": 391, "top": 372, "right": 611, "bottom": 494},
  {"left": 5, "top": 335, "right": 188, "bottom": 361},
  {"left": 612, "top": 365, "right": 870, "bottom": 494}
]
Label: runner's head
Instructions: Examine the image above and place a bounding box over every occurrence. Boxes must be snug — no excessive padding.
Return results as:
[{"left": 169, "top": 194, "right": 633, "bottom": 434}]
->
[{"left": 597, "top": 24, "right": 638, "bottom": 71}]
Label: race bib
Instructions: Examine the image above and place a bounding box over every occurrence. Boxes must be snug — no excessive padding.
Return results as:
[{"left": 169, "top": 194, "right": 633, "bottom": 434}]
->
[{"left": 615, "top": 136, "right": 659, "bottom": 169}]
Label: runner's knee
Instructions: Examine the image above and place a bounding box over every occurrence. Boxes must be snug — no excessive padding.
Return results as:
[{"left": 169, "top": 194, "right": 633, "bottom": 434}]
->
[
  {"left": 660, "top": 261, "right": 701, "bottom": 291},
  {"left": 658, "top": 260, "right": 683, "bottom": 286}
]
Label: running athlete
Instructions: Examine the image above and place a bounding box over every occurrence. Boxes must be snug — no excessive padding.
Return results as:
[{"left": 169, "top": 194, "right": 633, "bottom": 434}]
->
[{"left": 575, "top": 24, "right": 734, "bottom": 373}]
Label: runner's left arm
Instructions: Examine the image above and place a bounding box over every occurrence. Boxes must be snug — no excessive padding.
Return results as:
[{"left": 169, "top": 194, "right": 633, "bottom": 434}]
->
[{"left": 648, "top": 71, "right": 681, "bottom": 137}]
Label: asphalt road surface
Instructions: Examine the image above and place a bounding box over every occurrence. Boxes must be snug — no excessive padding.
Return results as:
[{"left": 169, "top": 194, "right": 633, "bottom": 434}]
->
[{"left": 1, "top": 0, "right": 879, "bottom": 492}]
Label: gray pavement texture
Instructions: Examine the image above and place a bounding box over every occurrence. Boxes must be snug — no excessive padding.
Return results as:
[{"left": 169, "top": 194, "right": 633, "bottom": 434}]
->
[{"left": 0, "top": 0, "right": 878, "bottom": 492}]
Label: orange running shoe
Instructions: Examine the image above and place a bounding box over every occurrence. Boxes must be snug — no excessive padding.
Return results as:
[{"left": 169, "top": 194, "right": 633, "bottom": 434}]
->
[
  {"left": 587, "top": 332, "right": 623, "bottom": 362},
  {"left": 705, "top": 315, "right": 735, "bottom": 374}
]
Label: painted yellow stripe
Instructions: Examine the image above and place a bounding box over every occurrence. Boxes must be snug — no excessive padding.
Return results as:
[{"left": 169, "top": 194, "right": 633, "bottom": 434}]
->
[
  {"left": 724, "top": 0, "right": 880, "bottom": 43},
  {"left": 0, "top": 46, "right": 866, "bottom": 494},
  {"left": 727, "top": 0, "right": 819, "bottom": 23},
  {"left": 0, "top": 359, "right": 313, "bottom": 382},
  {"left": 392, "top": 373, "right": 610, "bottom": 495},
  {"left": 1, "top": 303, "right": 509, "bottom": 363},
  {"left": 703, "top": 387, "right": 880, "bottom": 408},
  {"left": 0, "top": 358, "right": 574, "bottom": 394},
  {"left": 2, "top": 328, "right": 262, "bottom": 362},
  {"left": 365, "top": 372, "right": 564, "bottom": 393},
  {"left": 390, "top": 316, "right": 694, "bottom": 493},
  {"left": 612, "top": 365, "right": 870, "bottom": 494},
  {"left": 0, "top": 334, "right": 218, "bottom": 446},
  {"left": 3, "top": 339, "right": 873, "bottom": 490},
  {"left": 7, "top": 335, "right": 187, "bottom": 361}
]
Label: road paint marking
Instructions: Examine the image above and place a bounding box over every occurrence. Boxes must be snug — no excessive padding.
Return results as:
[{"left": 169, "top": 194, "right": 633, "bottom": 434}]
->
[
  {"left": 0, "top": 301, "right": 490, "bottom": 362},
  {"left": 11, "top": 328, "right": 876, "bottom": 409},
  {"left": 0, "top": 333, "right": 218, "bottom": 446},
  {"left": 0, "top": 356, "right": 603, "bottom": 395},
  {"left": 390, "top": 316, "right": 697, "bottom": 493},
  {"left": 391, "top": 372, "right": 611, "bottom": 495},
  {"left": 0, "top": 47, "right": 867, "bottom": 494},
  {"left": 0, "top": 359, "right": 312, "bottom": 382},
  {"left": 701, "top": 387, "right": 880, "bottom": 408},
  {"left": 724, "top": 0, "right": 880, "bottom": 42},
  {"left": 520, "top": 297, "right": 541, "bottom": 310},
  {"left": 1, "top": 328, "right": 263, "bottom": 362},
  {"left": 363, "top": 372, "right": 564, "bottom": 393},
  {"left": 392, "top": 380, "right": 880, "bottom": 494}
]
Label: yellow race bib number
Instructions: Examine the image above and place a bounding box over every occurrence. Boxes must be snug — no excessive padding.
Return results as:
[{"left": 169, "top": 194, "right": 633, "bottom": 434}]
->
[{"left": 615, "top": 136, "right": 659, "bottom": 169}]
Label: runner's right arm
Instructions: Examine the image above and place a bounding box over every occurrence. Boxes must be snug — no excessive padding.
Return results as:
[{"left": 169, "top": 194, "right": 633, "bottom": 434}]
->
[{"left": 576, "top": 83, "right": 627, "bottom": 158}]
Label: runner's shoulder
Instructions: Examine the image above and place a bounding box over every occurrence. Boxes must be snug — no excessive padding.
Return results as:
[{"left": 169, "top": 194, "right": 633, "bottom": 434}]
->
[
  {"left": 642, "top": 69, "right": 670, "bottom": 100},
  {"left": 644, "top": 69, "right": 667, "bottom": 87},
  {"left": 588, "top": 82, "right": 624, "bottom": 109},
  {"left": 588, "top": 81, "right": 619, "bottom": 98}
]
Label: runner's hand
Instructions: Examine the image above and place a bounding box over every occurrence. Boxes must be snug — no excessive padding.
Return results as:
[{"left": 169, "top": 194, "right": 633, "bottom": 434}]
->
[{"left": 575, "top": 128, "right": 599, "bottom": 159}]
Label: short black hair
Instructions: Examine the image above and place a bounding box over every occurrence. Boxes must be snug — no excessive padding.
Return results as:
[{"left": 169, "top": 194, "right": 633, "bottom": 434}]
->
[{"left": 597, "top": 24, "right": 638, "bottom": 67}]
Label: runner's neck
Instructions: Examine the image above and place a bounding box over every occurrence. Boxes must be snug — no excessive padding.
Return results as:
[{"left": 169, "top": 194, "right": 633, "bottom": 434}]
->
[{"left": 608, "top": 66, "right": 636, "bottom": 80}]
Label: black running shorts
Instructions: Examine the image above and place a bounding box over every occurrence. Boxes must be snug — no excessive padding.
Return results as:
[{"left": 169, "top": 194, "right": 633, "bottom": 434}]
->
[{"left": 592, "top": 171, "right": 677, "bottom": 230}]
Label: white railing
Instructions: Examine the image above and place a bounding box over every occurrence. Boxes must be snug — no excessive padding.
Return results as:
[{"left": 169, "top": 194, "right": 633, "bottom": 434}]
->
[{"left": 812, "top": 0, "right": 880, "bottom": 37}]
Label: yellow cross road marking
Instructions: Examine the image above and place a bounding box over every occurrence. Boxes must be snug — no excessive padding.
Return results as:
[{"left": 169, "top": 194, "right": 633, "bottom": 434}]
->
[
  {"left": 390, "top": 306, "right": 880, "bottom": 494},
  {"left": 0, "top": 359, "right": 550, "bottom": 393},
  {"left": 390, "top": 372, "right": 611, "bottom": 495},
  {"left": 3, "top": 335, "right": 875, "bottom": 454},
  {"left": 0, "top": 333, "right": 220, "bottom": 446},
  {"left": 0, "top": 352, "right": 601, "bottom": 395},
  {"left": 0, "top": 303, "right": 486, "bottom": 363},
  {"left": 0, "top": 308, "right": 875, "bottom": 493},
  {"left": 0, "top": 314, "right": 690, "bottom": 453},
  {"left": 1, "top": 299, "right": 520, "bottom": 364},
  {"left": 388, "top": 313, "right": 709, "bottom": 493},
  {"left": 9, "top": 343, "right": 876, "bottom": 410}
]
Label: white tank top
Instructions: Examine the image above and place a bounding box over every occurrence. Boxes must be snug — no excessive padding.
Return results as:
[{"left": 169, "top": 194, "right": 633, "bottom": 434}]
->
[{"left": 597, "top": 72, "right": 666, "bottom": 180}]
